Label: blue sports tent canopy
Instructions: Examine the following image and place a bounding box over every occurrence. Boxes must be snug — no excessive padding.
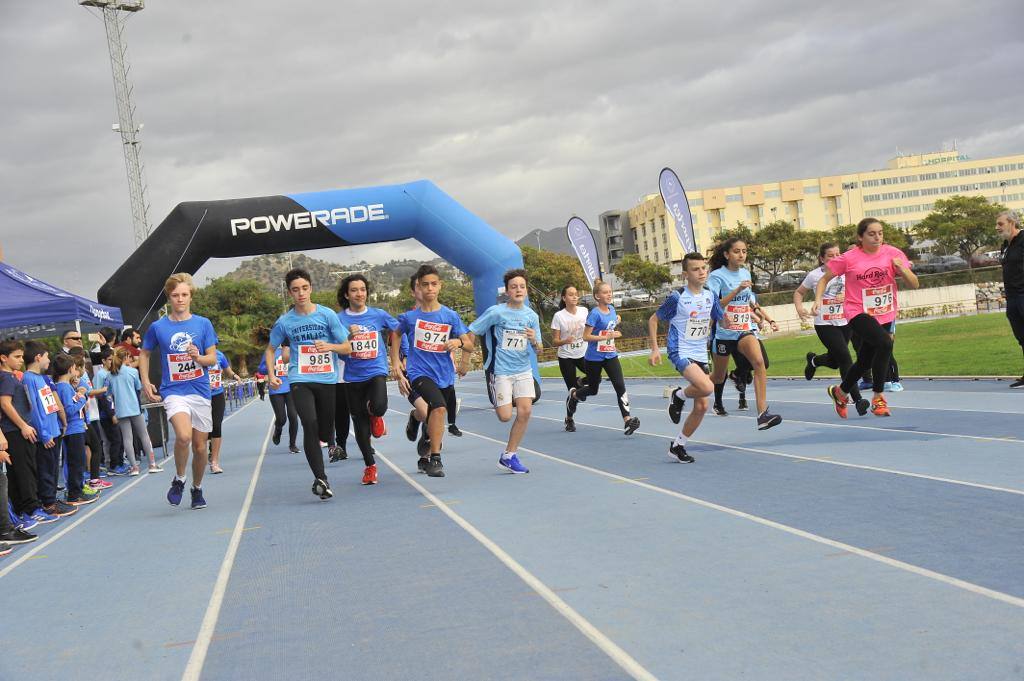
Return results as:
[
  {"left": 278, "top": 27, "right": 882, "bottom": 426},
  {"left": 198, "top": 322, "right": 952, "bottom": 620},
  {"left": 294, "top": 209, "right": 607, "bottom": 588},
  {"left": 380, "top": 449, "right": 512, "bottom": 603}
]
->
[{"left": 0, "top": 262, "right": 123, "bottom": 337}]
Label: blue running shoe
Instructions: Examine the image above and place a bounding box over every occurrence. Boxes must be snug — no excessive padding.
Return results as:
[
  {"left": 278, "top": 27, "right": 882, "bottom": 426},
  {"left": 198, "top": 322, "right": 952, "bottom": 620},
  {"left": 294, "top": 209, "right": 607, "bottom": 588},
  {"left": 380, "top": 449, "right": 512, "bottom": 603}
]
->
[
  {"left": 190, "top": 487, "right": 207, "bottom": 510},
  {"left": 858, "top": 379, "right": 873, "bottom": 391},
  {"left": 167, "top": 479, "right": 185, "bottom": 506},
  {"left": 18, "top": 514, "right": 38, "bottom": 531},
  {"left": 30, "top": 508, "right": 59, "bottom": 524},
  {"left": 889, "top": 381, "right": 904, "bottom": 392},
  {"left": 111, "top": 464, "right": 130, "bottom": 476},
  {"left": 498, "top": 453, "right": 529, "bottom": 474}
]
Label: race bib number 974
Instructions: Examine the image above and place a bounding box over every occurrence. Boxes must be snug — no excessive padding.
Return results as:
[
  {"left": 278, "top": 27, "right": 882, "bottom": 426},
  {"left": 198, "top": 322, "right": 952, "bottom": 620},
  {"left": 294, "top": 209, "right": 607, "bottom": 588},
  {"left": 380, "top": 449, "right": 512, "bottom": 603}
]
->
[
  {"left": 168, "top": 353, "right": 202, "bottom": 382},
  {"left": 414, "top": 320, "right": 451, "bottom": 353},
  {"left": 298, "top": 344, "right": 333, "bottom": 374}
]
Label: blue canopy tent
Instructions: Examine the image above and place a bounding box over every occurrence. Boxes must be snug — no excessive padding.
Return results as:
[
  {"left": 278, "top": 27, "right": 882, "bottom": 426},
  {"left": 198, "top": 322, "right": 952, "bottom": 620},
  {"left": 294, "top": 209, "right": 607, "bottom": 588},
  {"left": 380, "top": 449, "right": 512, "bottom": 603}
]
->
[{"left": 0, "top": 262, "right": 123, "bottom": 340}]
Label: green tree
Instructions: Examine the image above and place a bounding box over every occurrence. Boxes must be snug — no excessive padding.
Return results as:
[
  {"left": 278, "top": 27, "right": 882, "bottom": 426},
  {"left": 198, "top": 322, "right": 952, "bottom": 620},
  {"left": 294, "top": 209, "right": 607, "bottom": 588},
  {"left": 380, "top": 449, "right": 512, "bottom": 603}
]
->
[
  {"left": 612, "top": 254, "right": 672, "bottom": 300},
  {"left": 192, "top": 277, "right": 286, "bottom": 372},
  {"left": 521, "top": 246, "right": 589, "bottom": 304},
  {"left": 744, "top": 221, "right": 810, "bottom": 291},
  {"left": 914, "top": 195, "right": 1005, "bottom": 264}
]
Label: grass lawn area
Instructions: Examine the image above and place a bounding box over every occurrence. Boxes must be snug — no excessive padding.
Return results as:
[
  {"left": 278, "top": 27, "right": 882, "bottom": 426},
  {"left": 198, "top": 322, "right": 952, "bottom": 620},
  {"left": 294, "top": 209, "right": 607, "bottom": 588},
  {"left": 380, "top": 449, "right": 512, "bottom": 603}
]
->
[{"left": 539, "top": 313, "right": 1020, "bottom": 378}]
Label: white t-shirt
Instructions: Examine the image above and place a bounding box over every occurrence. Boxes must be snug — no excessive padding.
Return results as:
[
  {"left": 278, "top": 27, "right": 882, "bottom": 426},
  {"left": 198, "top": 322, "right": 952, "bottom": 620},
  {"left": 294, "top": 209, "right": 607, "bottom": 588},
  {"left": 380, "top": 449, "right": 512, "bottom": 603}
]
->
[
  {"left": 801, "top": 267, "right": 848, "bottom": 327},
  {"left": 551, "top": 307, "right": 588, "bottom": 359}
]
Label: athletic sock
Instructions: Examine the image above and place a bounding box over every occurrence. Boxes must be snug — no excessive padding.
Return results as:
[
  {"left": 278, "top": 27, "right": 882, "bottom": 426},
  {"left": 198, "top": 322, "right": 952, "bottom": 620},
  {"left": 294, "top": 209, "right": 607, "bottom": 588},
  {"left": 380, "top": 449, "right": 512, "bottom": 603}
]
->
[
  {"left": 809, "top": 355, "right": 817, "bottom": 367},
  {"left": 673, "top": 433, "right": 688, "bottom": 447},
  {"left": 175, "top": 474, "right": 187, "bottom": 484},
  {"left": 714, "top": 381, "right": 725, "bottom": 405},
  {"left": 191, "top": 484, "right": 201, "bottom": 491},
  {"left": 672, "top": 387, "right": 685, "bottom": 402},
  {"left": 501, "top": 451, "right": 514, "bottom": 461}
]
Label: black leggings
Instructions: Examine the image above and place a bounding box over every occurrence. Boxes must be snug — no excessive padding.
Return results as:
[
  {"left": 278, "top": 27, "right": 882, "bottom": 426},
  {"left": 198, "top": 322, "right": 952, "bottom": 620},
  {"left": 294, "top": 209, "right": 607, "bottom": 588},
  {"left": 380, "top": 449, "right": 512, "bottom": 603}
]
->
[
  {"left": 333, "top": 382, "right": 350, "bottom": 447},
  {"left": 1008, "top": 295, "right": 1024, "bottom": 365},
  {"left": 86, "top": 421, "right": 103, "bottom": 479},
  {"left": 557, "top": 356, "right": 587, "bottom": 391},
  {"left": 814, "top": 325, "right": 863, "bottom": 402},
  {"left": 269, "top": 391, "right": 298, "bottom": 446},
  {"left": 291, "top": 382, "right": 336, "bottom": 481},
  {"left": 841, "top": 315, "right": 894, "bottom": 395},
  {"left": 345, "top": 375, "right": 388, "bottom": 466},
  {"left": 852, "top": 328, "right": 900, "bottom": 382},
  {"left": 576, "top": 357, "right": 630, "bottom": 418},
  {"left": 444, "top": 384, "right": 458, "bottom": 426},
  {"left": 210, "top": 392, "right": 226, "bottom": 439}
]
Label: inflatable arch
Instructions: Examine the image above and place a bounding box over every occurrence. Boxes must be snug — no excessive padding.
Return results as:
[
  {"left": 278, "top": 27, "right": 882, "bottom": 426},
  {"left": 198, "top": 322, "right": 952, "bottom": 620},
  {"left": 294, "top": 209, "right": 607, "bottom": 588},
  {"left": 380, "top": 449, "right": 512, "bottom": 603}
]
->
[{"left": 98, "top": 180, "right": 524, "bottom": 327}]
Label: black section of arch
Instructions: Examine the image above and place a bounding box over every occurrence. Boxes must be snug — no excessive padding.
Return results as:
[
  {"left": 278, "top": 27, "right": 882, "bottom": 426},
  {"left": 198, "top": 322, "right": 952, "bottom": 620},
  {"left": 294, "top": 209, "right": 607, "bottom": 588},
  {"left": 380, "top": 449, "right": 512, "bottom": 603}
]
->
[{"left": 98, "top": 195, "right": 349, "bottom": 329}]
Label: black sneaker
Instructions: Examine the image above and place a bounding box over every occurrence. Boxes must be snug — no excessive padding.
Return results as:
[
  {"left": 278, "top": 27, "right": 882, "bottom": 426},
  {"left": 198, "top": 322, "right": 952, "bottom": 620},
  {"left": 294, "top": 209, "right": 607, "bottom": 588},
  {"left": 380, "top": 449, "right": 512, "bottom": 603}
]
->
[
  {"left": 417, "top": 457, "right": 429, "bottom": 474},
  {"left": 190, "top": 487, "right": 207, "bottom": 510},
  {"left": 729, "top": 370, "right": 746, "bottom": 394},
  {"left": 757, "top": 408, "right": 783, "bottom": 430},
  {"left": 0, "top": 528, "right": 38, "bottom": 545},
  {"left": 448, "top": 424, "right": 462, "bottom": 437},
  {"left": 668, "top": 388, "right": 685, "bottom": 424},
  {"left": 737, "top": 395, "right": 748, "bottom": 411},
  {"left": 669, "top": 443, "right": 695, "bottom": 463},
  {"left": 425, "top": 455, "right": 445, "bottom": 477},
  {"left": 1011, "top": 377, "right": 1024, "bottom": 389},
  {"left": 804, "top": 352, "right": 817, "bottom": 381},
  {"left": 417, "top": 435, "right": 430, "bottom": 459},
  {"left": 566, "top": 388, "right": 579, "bottom": 416},
  {"left": 312, "top": 479, "right": 333, "bottom": 500},
  {"left": 328, "top": 446, "right": 347, "bottom": 463},
  {"left": 288, "top": 444, "right": 300, "bottom": 454},
  {"left": 713, "top": 403, "right": 728, "bottom": 416},
  {"left": 406, "top": 410, "right": 420, "bottom": 441},
  {"left": 272, "top": 427, "right": 282, "bottom": 446},
  {"left": 624, "top": 417, "right": 640, "bottom": 435},
  {"left": 854, "top": 398, "right": 870, "bottom": 416},
  {"left": 564, "top": 418, "right": 576, "bottom": 432}
]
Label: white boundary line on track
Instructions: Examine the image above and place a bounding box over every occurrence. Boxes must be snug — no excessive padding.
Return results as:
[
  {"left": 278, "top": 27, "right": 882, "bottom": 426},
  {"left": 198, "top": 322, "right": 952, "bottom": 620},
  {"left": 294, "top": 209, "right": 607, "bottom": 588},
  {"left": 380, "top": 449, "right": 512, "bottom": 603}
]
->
[
  {"left": 375, "top": 446, "right": 659, "bottom": 681},
  {"left": 0, "top": 399, "right": 259, "bottom": 580},
  {"left": 455, "top": 427, "right": 1024, "bottom": 610},
  {"left": 181, "top": 418, "right": 273, "bottom": 681},
  {"left": 744, "top": 397, "right": 1024, "bottom": 417},
  {"left": 455, "top": 388, "right": 1022, "bottom": 444}
]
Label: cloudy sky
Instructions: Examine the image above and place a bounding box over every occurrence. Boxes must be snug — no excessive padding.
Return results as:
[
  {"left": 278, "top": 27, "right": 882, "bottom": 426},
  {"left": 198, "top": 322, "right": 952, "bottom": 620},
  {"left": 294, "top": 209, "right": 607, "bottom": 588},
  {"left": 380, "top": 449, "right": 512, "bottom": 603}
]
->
[{"left": 2, "top": 0, "right": 1022, "bottom": 299}]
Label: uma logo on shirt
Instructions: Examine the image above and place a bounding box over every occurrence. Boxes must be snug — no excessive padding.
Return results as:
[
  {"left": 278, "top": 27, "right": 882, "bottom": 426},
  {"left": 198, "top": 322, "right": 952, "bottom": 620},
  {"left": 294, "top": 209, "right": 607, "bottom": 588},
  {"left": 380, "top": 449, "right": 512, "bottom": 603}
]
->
[{"left": 169, "top": 332, "right": 196, "bottom": 352}]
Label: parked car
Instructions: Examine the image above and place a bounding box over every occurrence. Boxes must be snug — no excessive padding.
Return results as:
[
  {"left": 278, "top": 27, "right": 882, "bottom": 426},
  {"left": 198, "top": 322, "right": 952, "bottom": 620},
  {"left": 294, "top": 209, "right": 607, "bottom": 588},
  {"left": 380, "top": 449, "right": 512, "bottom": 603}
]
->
[
  {"left": 971, "top": 251, "right": 1001, "bottom": 267},
  {"left": 771, "top": 270, "right": 808, "bottom": 290},
  {"left": 915, "top": 255, "right": 969, "bottom": 274}
]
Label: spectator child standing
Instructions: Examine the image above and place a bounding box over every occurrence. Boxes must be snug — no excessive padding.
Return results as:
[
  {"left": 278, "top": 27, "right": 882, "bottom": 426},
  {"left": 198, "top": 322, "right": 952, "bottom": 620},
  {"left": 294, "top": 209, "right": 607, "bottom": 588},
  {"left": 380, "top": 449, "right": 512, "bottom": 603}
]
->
[
  {"left": 0, "top": 340, "right": 49, "bottom": 530},
  {"left": 97, "top": 348, "right": 161, "bottom": 476},
  {"left": 51, "top": 354, "right": 96, "bottom": 505}
]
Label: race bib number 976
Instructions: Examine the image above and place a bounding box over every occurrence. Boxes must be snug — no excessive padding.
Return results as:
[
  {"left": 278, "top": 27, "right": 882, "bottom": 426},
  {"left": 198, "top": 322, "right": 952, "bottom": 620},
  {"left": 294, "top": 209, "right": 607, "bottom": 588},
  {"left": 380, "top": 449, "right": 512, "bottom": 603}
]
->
[
  {"left": 862, "top": 285, "right": 894, "bottom": 317},
  {"left": 298, "top": 344, "right": 333, "bottom": 374}
]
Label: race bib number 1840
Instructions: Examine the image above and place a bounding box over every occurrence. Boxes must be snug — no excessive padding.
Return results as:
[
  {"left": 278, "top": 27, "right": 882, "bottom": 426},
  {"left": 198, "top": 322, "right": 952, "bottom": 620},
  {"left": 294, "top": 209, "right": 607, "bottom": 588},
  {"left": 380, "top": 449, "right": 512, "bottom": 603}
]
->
[{"left": 349, "top": 331, "right": 379, "bottom": 360}]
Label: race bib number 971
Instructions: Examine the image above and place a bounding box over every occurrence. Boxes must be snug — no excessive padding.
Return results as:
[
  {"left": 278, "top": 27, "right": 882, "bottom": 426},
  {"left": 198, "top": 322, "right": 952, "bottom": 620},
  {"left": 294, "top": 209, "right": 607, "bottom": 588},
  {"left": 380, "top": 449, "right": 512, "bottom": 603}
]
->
[
  {"left": 168, "top": 353, "right": 202, "bottom": 382},
  {"left": 298, "top": 344, "right": 333, "bottom": 374},
  {"left": 414, "top": 320, "right": 450, "bottom": 353},
  {"left": 820, "top": 296, "right": 844, "bottom": 322}
]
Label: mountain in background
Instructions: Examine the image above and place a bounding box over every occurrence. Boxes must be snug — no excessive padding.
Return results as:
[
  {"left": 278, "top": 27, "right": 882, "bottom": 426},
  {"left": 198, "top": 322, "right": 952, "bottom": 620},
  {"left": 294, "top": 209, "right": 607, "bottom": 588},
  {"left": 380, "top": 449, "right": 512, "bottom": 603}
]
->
[{"left": 516, "top": 226, "right": 578, "bottom": 255}]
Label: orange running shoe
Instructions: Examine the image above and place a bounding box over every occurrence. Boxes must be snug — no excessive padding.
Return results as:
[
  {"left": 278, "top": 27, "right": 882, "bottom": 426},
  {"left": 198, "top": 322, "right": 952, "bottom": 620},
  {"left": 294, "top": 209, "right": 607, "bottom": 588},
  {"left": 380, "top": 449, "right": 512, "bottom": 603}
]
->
[
  {"left": 370, "top": 415, "right": 387, "bottom": 438},
  {"left": 871, "top": 395, "right": 890, "bottom": 417},
  {"left": 827, "top": 385, "right": 848, "bottom": 419},
  {"left": 361, "top": 464, "right": 378, "bottom": 485}
]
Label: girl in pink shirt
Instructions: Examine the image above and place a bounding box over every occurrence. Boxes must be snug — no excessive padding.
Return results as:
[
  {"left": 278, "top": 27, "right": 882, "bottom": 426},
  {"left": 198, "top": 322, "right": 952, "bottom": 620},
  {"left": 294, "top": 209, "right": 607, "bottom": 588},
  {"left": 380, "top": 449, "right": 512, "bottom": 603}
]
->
[{"left": 813, "top": 218, "right": 918, "bottom": 417}]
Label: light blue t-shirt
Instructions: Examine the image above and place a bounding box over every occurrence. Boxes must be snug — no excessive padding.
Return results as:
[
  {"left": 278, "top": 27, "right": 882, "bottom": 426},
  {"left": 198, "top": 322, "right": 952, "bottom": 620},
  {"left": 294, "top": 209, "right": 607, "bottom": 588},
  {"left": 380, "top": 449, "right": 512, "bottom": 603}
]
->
[
  {"left": 584, "top": 305, "right": 619, "bottom": 361},
  {"left": 21, "top": 371, "right": 61, "bottom": 442},
  {"left": 397, "top": 306, "right": 467, "bottom": 388},
  {"left": 338, "top": 307, "right": 400, "bottom": 383},
  {"left": 55, "top": 381, "right": 87, "bottom": 435},
  {"left": 208, "top": 350, "right": 231, "bottom": 396},
  {"left": 142, "top": 314, "right": 219, "bottom": 399},
  {"left": 258, "top": 348, "right": 290, "bottom": 395},
  {"left": 706, "top": 267, "right": 757, "bottom": 341},
  {"left": 469, "top": 303, "right": 541, "bottom": 376},
  {"left": 269, "top": 304, "right": 349, "bottom": 384},
  {"left": 97, "top": 366, "right": 143, "bottom": 419},
  {"left": 656, "top": 287, "right": 723, "bottom": 364}
]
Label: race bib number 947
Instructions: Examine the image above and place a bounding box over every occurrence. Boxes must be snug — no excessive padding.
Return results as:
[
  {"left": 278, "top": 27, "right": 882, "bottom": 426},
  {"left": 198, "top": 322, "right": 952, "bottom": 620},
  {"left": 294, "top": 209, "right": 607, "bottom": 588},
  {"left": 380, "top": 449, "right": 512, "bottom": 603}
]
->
[
  {"left": 298, "top": 344, "right": 333, "bottom": 374},
  {"left": 414, "top": 320, "right": 450, "bottom": 353}
]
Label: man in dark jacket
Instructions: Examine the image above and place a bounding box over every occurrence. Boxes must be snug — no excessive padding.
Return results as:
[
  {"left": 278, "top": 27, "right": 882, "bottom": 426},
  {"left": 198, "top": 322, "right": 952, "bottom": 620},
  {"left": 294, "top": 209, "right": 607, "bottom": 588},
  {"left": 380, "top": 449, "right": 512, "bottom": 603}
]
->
[{"left": 997, "top": 209, "right": 1024, "bottom": 388}]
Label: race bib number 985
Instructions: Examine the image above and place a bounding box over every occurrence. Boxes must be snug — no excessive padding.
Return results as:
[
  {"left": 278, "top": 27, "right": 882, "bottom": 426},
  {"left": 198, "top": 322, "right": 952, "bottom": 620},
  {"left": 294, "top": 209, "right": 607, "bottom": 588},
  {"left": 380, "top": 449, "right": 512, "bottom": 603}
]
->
[
  {"left": 414, "top": 320, "right": 450, "bottom": 353},
  {"left": 168, "top": 353, "right": 202, "bottom": 382},
  {"left": 298, "top": 344, "right": 333, "bottom": 374}
]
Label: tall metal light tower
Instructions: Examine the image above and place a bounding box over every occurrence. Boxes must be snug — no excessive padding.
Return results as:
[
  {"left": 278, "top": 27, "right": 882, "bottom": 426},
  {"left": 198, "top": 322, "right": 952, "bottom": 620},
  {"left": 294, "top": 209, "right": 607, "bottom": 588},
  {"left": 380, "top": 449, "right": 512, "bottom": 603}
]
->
[{"left": 81, "top": 0, "right": 152, "bottom": 246}]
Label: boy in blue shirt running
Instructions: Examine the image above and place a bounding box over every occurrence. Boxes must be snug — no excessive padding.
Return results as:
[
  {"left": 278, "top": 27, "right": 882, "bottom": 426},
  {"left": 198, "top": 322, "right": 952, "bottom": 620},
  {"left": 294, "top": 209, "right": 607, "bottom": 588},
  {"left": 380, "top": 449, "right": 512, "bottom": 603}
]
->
[{"left": 462, "top": 269, "right": 541, "bottom": 474}]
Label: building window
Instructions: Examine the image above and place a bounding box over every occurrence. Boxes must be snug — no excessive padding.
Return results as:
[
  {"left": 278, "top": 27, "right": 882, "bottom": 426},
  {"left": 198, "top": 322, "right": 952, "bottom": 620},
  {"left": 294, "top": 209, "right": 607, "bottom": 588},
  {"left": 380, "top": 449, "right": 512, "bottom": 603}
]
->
[
  {"left": 726, "top": 194, "right": 742, "bottom": 202},
  {"left": 804, "top": 186, "right": 820, "bottom": 194}
]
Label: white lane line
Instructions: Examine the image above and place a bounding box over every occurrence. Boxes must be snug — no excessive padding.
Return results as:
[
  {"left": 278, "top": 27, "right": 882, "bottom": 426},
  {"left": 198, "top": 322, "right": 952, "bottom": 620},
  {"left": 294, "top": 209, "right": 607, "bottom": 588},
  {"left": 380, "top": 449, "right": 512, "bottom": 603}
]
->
[
  {"left": 746, "top": 397, "right": 1024, "bottom": 417},
  {"left": 375, "top": 448, "right": 659, "bottom": 681},
  {"left": 181, "top": 419, "right": 273, "bottom": 681},
  {"left": 0, "top": 399, "right": 259, "bottom": 580},
  {"left": 456, "top": 389, "right": 1021, "bottom": 444},
  {"left": 456, "top": 427, "right": 1024, "bottom": 611}
]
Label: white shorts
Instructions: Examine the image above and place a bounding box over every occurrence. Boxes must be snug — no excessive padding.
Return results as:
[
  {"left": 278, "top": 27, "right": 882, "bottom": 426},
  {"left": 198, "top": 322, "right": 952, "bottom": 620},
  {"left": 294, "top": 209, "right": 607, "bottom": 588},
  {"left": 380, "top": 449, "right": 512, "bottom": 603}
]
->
[
  {"left": 491, "top": 371, "right": 535, "bottom": 407},
  {"left": 163, "top": 394, "right": 213, "bottom": 433}
]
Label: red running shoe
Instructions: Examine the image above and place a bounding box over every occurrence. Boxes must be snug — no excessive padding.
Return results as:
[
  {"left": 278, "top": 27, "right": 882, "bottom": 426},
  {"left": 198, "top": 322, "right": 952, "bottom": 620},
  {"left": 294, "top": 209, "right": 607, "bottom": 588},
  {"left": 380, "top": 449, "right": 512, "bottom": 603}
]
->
[
  {"left": 370, "top": 415, "right": 387, "bottom": 438},
  {"left": 827, "top": 385, "right": 848, "bottom": 419},
  {"left": 361, "top": 464, "right": 378, "bottom": 485},
  {"left": 871, "top": 395, "right": 891, "bottom": 417}
]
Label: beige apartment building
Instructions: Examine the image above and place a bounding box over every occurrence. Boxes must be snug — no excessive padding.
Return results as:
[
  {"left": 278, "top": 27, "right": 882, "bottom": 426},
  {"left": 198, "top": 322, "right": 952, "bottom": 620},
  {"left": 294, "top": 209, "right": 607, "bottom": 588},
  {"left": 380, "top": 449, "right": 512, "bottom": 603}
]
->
[{"left": 627, "top": 150, "right": 1024, "bottom": 269}]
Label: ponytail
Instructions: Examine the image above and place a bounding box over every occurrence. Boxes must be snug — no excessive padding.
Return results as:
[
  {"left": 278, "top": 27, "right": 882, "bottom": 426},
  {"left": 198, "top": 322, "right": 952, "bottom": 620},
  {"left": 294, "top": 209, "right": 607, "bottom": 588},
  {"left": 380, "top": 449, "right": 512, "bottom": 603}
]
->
[
  {"left": 709, "top": 237, "right": 744, "bottom": 271},
  {"left": 111, "top": 347, "right": 129, "bottom": 375}
]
